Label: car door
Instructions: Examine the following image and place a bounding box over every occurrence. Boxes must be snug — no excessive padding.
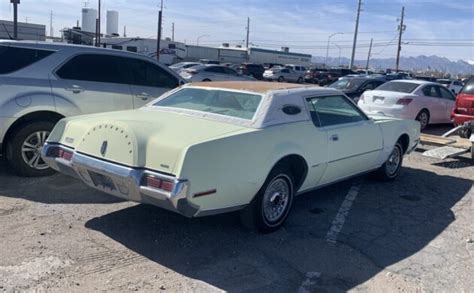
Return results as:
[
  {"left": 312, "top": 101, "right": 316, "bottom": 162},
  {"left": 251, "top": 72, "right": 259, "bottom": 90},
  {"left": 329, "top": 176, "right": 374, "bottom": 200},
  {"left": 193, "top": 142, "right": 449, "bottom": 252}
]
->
[
  {"left": 125, "top": 58, "right": 180, "bottom": 108},
  {"left": 306, "top": 95, "right": 383, "bottom": 184},
  {"left": 419, "top": 85, "right": 446, "bottom": 123},
  {"left": 437, "top": 85, "right": 456, "bottom": 122},
  {"left": 221, "top": 67, "right": 244, "bottom": 80},
  {"left": 51, "top": 53, "right": 134, "bottom": 115},
  {"left": 203, "top": 66, "right": 226, "bottom": 81}
]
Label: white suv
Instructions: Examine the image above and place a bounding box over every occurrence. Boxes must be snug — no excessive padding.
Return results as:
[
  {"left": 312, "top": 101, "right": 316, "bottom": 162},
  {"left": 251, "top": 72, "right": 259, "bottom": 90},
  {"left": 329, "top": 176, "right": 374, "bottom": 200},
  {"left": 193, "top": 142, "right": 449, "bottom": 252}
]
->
[{"left": 0, "top": 41, "right": 184, "bottom": 176}]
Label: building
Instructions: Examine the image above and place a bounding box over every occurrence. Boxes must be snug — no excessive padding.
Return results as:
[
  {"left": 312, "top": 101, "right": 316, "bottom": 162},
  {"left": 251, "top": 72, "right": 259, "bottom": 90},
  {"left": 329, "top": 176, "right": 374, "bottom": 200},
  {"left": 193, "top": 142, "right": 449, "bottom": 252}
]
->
[
  {"left": 101, "top": 37, "right": 312, "bottom": 66},
  {"left": 0, "top": 20, "right": 45, "bottom": 41}
]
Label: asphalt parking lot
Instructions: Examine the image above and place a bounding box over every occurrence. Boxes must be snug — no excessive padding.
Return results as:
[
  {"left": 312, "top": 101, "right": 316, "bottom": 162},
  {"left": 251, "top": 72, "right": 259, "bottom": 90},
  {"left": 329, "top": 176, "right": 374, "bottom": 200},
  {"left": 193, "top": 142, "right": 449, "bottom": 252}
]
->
[{"left": 0, "top": 125, "right": 472, "bottom": 292}]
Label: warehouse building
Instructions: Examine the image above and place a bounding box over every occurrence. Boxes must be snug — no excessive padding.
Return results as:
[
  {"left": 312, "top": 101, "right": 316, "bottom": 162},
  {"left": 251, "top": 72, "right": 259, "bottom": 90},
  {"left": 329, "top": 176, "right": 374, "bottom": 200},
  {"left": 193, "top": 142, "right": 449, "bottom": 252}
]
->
[
  {"left": 101, "top": 37, "right": 312, "bottom": 66},
  {"left": 0, "top": 20, "right": 45, "bottom": 41}
]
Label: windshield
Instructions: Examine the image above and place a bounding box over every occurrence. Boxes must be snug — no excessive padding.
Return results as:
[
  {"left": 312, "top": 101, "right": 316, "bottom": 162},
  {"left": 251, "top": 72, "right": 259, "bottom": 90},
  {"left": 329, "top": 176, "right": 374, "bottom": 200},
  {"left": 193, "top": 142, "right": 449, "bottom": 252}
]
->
[
  {"left": 153, "top": 88, "right": 262, "bottom": 120},
  {"left": 376, "top": 81, "right": 419, "bottom": 93},
  {"left": 329, "top": 78, "right": 366, "bottom": 90}
]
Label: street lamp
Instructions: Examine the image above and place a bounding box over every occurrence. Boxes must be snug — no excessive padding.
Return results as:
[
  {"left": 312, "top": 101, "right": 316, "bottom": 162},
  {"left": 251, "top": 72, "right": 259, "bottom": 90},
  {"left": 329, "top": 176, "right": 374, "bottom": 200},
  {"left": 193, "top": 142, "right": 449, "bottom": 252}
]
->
[
  {"left": 197, "top": 34, "right": 210, "bottom": 46},
  {"left": 332, "top": 42, "right": 342, "bottom": 66},
  {"left": 325, "top": 32, "right": 343, "bottom": 67}
]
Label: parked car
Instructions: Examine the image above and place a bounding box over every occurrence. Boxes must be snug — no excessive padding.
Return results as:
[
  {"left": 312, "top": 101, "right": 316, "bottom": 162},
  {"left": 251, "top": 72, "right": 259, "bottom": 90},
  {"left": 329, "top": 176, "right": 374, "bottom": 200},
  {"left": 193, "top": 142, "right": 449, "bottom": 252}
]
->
[
  {"left": 437, "top": 79, "right": 463, "bottom": 95},
  {"left": 168, "top": 62, "right": 201, "bottom": 73},
  {"left": 358, "top": 80, "right": 456, "bottom": 130},
  {"left": 238, "top": 63, "right": 265, "bottom": 80},
  {"left": 285, "top": 64, "right": 307, "bottom": 78},
  {"left": 180, "top": 65, "right": 254, "bottom": 82},
  {"left": 42, "top": 81, "right": 420, "bottom": 233},
  {"left": 328, "top": 77, "right": 385, "bottom": 101},
  {"left": 263, "top": 67, "right": 304, "bottom": 83},
  {"left": 304, "top": 68, "right": 328, "bottom": 84},
  {"left": 0, "top": 41, "right": 184, "bottom": 176},
  {"left": 263, "top": 63, "right": 284, "bottom": 69},
  {"left": 452, "top": 76, "right": 474, "bottom": 138},
  {"left": 327, "top": 68, "right": 357, "bottom": 83},
  {"left": 199, "top": 59, "right": 220, "bottom": 65}
]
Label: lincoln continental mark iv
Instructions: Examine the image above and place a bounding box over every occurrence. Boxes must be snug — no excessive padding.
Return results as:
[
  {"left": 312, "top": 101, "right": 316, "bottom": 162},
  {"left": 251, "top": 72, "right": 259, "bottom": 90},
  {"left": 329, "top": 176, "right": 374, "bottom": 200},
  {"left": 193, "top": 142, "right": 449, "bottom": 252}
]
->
[{"left": 42, "top": 81, "right": 420, "bottom": 233}]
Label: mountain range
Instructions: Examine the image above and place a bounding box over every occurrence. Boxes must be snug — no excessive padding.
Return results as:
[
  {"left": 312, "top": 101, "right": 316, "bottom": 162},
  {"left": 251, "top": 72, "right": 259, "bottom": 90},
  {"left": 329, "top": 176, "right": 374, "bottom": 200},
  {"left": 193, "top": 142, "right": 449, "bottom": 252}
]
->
[{"left": 312, "top": 55, "right": 474, "bottom": 76}]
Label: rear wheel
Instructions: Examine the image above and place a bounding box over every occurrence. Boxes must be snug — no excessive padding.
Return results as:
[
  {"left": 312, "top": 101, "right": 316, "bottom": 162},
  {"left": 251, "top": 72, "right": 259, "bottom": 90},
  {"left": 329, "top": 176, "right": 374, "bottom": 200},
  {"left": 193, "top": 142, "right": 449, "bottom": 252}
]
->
[
  {"left": 240, "top": 166, "right": 294, "bottom": 233},
  {"left": 416, "top": 110, "right": 430, "bottom": 130},
  {"left": 297, "top": 77, "right": 303, "bottom": 83},
  {"left": 375, "top": 141, "right": 403, "bottom": 181},
  {"left": 278, "top": 76, "right": 284, "bottom": 82},
  {"left": 6, "top": 121, "right": 56, "bottom": 177},
  {"left": 202, "top": 78, "right": 211, "bottom": 82}
]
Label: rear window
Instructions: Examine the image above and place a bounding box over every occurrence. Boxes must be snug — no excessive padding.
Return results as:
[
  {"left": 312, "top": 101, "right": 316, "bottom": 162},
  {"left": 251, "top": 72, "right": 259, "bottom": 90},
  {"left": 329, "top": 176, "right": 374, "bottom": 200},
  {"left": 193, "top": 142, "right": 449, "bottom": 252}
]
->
[
  {"left": 460, "top": 78, "right": 474, "bottom": 95},
  {"left": 376, "top": 81, "right": 419, "bottom": 93},
  {"left": 0, "top": 45, "right": 55, "bottom": 74},
  {"left": 154, "top": 88, "right": 262, "bottom": 120}
]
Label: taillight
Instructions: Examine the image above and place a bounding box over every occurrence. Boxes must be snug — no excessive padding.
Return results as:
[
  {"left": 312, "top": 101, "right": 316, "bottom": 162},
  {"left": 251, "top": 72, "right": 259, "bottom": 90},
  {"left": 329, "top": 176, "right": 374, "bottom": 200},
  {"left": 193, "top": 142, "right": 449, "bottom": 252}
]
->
[
  {"left": 143, "top": 175, "right": 174, "bottom": 192},
  {"left": 47, "top": 146, "right": 72, "bottom": 161},
  {"left": 59, "top": 149, "right": 73, "bottom": 161},
  {"left": 396, "top": 98, "right": 413, "bottom": 105}
]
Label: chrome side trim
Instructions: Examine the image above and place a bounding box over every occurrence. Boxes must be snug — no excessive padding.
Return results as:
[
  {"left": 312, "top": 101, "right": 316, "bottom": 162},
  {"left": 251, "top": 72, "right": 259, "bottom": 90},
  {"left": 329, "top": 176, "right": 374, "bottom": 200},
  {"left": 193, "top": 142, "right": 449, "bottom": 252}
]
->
[{"left": 327, "top": 149, "right": 383, "bottom": 164}]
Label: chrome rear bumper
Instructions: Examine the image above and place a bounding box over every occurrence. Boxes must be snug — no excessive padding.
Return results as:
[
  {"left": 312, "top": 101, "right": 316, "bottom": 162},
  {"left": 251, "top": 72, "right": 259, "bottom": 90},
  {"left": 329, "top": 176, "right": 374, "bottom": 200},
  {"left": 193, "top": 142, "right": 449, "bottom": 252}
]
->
[{"left": 41, "top": 143, "right": 199, "bottom": 217}]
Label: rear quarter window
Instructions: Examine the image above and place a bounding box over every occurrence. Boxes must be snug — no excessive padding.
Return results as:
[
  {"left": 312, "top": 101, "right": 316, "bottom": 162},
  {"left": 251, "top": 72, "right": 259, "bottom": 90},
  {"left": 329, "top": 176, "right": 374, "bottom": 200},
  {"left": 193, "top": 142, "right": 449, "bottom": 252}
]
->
[{"left": 0, "top": 45, "right": 55, "bottom": 74}]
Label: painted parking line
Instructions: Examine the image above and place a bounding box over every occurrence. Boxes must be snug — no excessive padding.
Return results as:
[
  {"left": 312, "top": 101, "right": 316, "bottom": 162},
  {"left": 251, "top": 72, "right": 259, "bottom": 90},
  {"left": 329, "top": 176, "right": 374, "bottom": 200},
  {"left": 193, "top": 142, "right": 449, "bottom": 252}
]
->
[{"left": 325, "top": 180, "right": 363, "bottom": 243}]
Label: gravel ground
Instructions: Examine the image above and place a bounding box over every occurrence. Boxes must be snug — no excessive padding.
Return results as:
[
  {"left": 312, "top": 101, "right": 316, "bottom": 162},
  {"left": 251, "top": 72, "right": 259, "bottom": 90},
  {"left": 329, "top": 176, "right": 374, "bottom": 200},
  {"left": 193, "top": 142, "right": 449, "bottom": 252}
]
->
[{"left": 0, "top": 125, "right": 472, "bottom": 292}]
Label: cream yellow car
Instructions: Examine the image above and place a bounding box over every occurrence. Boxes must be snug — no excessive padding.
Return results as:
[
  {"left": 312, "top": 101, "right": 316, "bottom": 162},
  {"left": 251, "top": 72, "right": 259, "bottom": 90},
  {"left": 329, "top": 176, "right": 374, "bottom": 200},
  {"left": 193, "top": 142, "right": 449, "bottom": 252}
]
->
[{"left": 42, "top": 82, "right": 420, "bottom": 233}]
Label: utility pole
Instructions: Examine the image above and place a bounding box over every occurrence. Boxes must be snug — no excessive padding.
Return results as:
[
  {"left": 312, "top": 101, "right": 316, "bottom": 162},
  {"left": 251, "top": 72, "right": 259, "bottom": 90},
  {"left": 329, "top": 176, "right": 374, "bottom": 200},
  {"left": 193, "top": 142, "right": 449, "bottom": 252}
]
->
[
  {"left": 156, "top": 0, "right": 163, "bottom": 61},
  {"left": 95, "top": 0, "right": 101, "bottom": 47},
  {"left": 395, "top": 6, "right": 405, "bottom": 72},
  {"left": 349, "top": 0, "right": 363, "bottom": 69},
  {"left": 245, "top": 17, "right": 250, "bottom": 48},
  {"left": 11, "top": 0, "right": 20, "bottom": 40},
  {"left": 123, "top": 25, "right": 126, "bottom": 37},
  {"left": 49, "top": 10, "right": 54, "bottom": 38},
  {"left": 366, "top": 38, "right": 373, "bottom": 70},
  {"left": 171, "top": 22, "right": 174, "bottom": 41}
]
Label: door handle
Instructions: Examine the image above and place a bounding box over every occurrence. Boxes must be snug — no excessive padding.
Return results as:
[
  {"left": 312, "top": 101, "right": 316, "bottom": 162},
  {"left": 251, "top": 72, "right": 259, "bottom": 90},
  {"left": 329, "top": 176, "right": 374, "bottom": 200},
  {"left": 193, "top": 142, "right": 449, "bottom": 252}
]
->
[
  {"left": 136, "top": 92, "right": 150, "bottom": 101},
  {"left": 331, "top": 134, "right": 339, "bottom": 141},
  {"left": 65, "top": 85, "right": 84, "bottom": 94}
]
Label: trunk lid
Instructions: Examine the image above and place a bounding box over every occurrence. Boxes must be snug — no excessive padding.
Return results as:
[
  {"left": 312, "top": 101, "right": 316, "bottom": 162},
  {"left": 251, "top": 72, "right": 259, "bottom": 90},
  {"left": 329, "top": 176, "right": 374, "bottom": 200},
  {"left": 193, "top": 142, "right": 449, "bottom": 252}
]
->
[
  {"left": 62, "top": 109, "right": 252, "bottom": 174},
  {"left": 361, "top": 90, "right": 416, "bottom": 107},
  {"left": 455, "top": 93, "right": 474, "bottom": 116}
]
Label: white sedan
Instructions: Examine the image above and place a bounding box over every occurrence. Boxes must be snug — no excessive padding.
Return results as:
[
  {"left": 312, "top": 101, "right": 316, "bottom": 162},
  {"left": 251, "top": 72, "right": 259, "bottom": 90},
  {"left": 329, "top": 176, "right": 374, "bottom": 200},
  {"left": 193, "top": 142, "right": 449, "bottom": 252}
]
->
[
  {"left": 180, "top": 65, "right": 255, "bottom": 82},
  {"left": 358, "top": 80, "right": 456, "bottom": 129},
  {"left": 263, "top": 67, "right": 304, "bottom": 83}
]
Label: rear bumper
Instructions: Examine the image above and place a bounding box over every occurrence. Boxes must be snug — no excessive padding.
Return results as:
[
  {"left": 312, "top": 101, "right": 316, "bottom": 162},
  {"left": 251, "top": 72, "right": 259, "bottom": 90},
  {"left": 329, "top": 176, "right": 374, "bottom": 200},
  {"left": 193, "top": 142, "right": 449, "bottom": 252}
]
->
[
  {"left": 359, "top": 104, "right": 414, "bottom": 120},
  {"left": 41, "top": 143, "right": 199, "bottom": 217},
  {"left": 451, "top": 112, "right": 474, "bottom": 125}
]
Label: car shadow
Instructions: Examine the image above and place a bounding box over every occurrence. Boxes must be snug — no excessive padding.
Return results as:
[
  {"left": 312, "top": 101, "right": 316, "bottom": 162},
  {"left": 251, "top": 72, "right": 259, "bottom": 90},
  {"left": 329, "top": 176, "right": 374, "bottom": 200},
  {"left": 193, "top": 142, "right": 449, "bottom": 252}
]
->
[
  {"left": 0, "top": 158, "right": 123, "bottom": 204},
  {"left": 84, "top": 167, "right": 471, "bottom": 291}
]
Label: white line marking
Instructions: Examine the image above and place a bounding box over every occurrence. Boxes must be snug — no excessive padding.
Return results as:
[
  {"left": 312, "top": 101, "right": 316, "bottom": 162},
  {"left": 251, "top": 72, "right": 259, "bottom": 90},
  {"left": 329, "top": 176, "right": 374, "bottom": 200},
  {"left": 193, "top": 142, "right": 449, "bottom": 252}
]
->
[
  {"left": 325, "top": 181, "right": 362, "bottom": 243},
  {"left": 298, "top": 271, "right": 321, "bottom": 293}
]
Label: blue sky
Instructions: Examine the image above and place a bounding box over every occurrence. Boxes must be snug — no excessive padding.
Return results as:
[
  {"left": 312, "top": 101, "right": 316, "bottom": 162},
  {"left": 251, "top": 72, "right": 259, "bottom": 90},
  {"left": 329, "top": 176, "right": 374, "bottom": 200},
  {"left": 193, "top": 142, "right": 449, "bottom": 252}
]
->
[{"left": 1, "top": 0, "right": 473, "bottom": 61}]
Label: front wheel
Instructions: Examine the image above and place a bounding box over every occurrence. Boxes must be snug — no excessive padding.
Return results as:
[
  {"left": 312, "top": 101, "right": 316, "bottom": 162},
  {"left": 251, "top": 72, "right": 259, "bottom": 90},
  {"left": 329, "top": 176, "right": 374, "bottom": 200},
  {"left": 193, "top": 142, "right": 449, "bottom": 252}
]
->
[
  {"left": 277, "top": 76, "right": 284, "bottom": 82},
  {"left": 297, "top": 77, "right": 303, "bottom": 83},
  {"left": 375, "top": 141, "right": 403, "bottom": 181},
  {"left": 6, "top": 121, "right": 56, "bottom": 177},
  {"left": 240, "top": 166, "right": 294, "bottom": 233}
]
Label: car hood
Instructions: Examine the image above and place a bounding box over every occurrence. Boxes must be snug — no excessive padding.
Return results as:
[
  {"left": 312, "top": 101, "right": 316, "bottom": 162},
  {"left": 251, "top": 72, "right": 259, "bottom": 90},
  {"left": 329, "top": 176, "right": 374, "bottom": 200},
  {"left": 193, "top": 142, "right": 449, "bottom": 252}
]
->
[{"left": 49, "top": 109, "right": 253, "bottom": 174}]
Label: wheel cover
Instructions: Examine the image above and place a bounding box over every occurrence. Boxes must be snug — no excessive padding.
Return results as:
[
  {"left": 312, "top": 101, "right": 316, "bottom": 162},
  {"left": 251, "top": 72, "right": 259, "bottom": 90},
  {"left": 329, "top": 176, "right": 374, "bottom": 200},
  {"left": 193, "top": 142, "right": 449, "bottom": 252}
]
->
[
  {"left": 21, "top": 131, "right": 50, "bottom": 170},
  {"left": 262, "top": 177, "right": 291, "bottom": 223},
  {"left": 418, "top": 112, "right": 428, "bottom": 128},
  {"left": 385, "top": 145, "right": 401, "bottom": 176}
]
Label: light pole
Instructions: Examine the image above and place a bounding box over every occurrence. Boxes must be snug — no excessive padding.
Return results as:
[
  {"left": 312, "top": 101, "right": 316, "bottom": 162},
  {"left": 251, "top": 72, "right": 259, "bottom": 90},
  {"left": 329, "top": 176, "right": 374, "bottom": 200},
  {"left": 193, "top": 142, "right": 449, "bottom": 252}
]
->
[
  {"left": 332, "top": 42, "right": 342, "bottom": 66},
  {"left": 196, "top": 34, "right": 210, "bottom": 46},
  {"left": 325, "top": 32, "right": 343, "bottom": 67}
]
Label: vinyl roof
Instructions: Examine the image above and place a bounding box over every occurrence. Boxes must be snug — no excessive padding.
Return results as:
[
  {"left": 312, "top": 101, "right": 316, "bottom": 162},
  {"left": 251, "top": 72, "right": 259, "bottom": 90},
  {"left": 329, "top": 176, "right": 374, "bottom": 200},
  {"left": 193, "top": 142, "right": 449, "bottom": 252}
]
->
[{"left": 189, "top": 81, "right": 318, "bottom": 94}]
